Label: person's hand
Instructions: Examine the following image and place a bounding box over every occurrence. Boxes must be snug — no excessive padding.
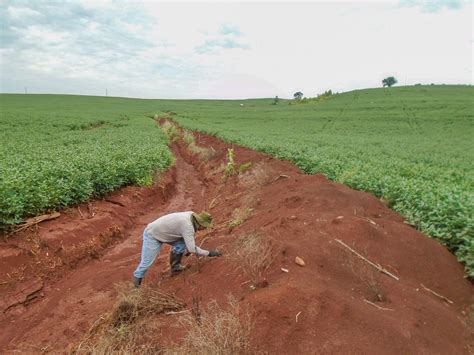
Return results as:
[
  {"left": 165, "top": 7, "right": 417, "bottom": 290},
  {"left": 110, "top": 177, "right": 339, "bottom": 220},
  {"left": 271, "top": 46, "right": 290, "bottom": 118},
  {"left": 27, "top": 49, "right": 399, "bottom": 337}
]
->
[{"left": 208, "top": 250, "right": 222, "bottom": 257}]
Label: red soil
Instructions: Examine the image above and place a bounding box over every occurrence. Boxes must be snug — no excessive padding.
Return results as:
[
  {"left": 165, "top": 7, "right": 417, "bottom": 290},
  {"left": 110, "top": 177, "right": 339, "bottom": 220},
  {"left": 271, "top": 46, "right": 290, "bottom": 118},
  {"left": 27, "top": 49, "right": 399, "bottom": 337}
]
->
[{"left": 0, "top": 131, "right": 472, "bottom": 353}]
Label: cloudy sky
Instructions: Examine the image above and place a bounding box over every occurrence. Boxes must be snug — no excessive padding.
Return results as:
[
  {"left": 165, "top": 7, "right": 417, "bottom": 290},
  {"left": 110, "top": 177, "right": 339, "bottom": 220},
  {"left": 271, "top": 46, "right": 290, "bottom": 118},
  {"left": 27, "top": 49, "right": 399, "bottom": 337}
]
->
[{"left": 0, "top": 0, "right": 472, "bottom": 99}]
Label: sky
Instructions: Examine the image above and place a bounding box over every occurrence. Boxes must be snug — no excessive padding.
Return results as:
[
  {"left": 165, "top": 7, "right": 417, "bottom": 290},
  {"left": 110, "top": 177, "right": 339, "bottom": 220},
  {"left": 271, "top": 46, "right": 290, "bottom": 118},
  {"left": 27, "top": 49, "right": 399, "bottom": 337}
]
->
[{"left": 0, "top": 0, "right": 472, "bottom": 99}]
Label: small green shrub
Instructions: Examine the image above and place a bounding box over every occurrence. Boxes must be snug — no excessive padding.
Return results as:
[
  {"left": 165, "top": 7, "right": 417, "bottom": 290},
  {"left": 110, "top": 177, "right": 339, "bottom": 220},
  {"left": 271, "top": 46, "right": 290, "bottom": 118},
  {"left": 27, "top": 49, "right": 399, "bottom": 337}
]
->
[
  {"left": 182, "top": 130, "right": 195, "bottom": 144},
  {"left": 238, "top": 162, "right": 252, "bottom": 173}
]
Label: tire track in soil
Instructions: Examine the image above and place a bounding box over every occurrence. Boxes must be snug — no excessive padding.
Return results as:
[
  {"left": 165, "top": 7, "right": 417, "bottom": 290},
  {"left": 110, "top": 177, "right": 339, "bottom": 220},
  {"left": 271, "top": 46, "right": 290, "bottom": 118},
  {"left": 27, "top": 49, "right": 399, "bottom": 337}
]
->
[{"left": 0, "top": 144, "right": 206, "bottom": 352}]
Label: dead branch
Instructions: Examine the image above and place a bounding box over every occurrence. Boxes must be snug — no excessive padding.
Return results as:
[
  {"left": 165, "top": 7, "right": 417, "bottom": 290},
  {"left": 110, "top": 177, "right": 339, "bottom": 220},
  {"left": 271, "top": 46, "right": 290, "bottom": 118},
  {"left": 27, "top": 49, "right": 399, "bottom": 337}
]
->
[
  {"left": 420, "top": 283, "right": 453, "bottom": 304},
  {"left": 272, "top": 174, "right": 289, "bottom": 182},
  {"left": 209, "top": 194, "right": 222, "bottom": 209},
  {"left": 104, "top": 199, "right": 126, "bottom": 207},
  {"left": 166, "top": 310, "right": 188, "bottom": 316},
  {"left": 335, "top": 239, "right": 399, "bottom": 281},
  {"left": 366, "top": 218, "right": 377, "bottom": 226},
  {"left": 295, "top": 311, "right": 302, "bottom": 322},
  {"left": 364, "top": 299, "right": 395, "bottom": 311},
  {"left": 15, "top": 212, "right": 61, "bottom": 233}
]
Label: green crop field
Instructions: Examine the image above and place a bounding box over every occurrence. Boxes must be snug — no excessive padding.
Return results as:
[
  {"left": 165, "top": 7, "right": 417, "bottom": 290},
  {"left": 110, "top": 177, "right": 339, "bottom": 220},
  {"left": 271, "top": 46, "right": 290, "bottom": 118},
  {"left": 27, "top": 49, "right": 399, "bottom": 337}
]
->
[
  {"left": 0, "top": 94, "right": 172, "bottom": 226},
  {"left": 1, "top": 85, "right": 472, "bottom": 276}
]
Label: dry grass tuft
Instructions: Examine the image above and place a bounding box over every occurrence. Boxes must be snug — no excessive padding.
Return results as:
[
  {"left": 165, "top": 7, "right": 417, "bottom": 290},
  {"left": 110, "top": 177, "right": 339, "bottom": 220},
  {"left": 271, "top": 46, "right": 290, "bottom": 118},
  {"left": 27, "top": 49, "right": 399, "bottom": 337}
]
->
[
  {"left": 229, "top": 207, "right": 253, "bottom": 230},
  {"left": 172, "top": 296, "right": 252, "bottom": 354},
  {"left": 233, "top": 233, "right": 273, "bottom": 286},
  {"left": 71, "top": 285, "right": 184, "bottom": 354},
  {"left": 182, "top": 129, "right": 217, "bottom": 161},
  {"left": 188, "top": 142, "right": 216, "bottom": 161},
  {"left": 182, "top": 130, "right": 195, "bottom": 144},
  {"left": 161, "top": 121, "right": 181, "bottom": 143},
  {"left": 345, "top": 249, "right": 386, "bottom": 303},
  {"left": 238, "top": 162, "right": 273, "bottom": 190}
]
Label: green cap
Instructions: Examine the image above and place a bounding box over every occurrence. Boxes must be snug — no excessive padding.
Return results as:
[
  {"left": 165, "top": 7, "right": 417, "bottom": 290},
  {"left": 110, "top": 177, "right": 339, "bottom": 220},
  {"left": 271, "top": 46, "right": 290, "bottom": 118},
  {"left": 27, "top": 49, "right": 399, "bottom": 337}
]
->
[{"left": 192, "top": 211, "right": 212, "bottom": 228}]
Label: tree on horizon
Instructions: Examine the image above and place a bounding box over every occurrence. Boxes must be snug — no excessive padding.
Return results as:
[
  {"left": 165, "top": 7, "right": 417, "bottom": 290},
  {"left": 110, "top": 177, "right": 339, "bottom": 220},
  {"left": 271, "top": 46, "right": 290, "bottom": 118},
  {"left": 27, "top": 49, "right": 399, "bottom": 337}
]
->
[
  {"left": 382, "top": 76, "right": 398, "bottom": 87},
  {"left": 293, "top": 91, "right": 303, "bottom": 100}
]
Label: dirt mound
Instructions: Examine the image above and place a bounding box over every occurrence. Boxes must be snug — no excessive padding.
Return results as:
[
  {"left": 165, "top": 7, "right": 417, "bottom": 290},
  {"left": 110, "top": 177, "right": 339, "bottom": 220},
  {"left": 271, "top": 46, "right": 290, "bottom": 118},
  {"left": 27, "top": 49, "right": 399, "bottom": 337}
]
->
[{"left": 0, "top": 130, "right": 472, "bottom": 353}]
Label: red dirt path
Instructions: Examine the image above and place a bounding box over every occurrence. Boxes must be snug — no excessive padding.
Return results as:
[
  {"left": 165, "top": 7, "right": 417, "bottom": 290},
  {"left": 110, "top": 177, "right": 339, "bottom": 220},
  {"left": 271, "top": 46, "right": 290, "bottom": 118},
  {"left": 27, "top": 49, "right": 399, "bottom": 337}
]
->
[{"left": 0, "top": 131, "right": 472, "bottom": 353}]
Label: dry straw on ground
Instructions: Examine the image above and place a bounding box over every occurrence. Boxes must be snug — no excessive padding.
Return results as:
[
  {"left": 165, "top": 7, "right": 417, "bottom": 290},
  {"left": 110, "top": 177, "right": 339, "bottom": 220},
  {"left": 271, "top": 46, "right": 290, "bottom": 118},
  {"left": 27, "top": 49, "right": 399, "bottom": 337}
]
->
[
  {"left": 188, "top": 142, "right": 217, "bottom": 161},
  {"left": 342, "top": 244, "right": 387, "bottom": 303},
  {"left": 70, "top": 285, "right": 184, "bottom": 354},
  {"left": 233, "top": 233, "right": 273, "bottom": 286},
  {"left": 172, "top": 296, "right": 252, "bottom": 355}
]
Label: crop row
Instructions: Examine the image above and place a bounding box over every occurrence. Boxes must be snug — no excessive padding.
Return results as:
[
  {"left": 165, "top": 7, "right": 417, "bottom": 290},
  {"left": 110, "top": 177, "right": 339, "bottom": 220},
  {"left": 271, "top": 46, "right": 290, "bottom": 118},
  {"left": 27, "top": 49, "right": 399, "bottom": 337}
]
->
[{"left": 0, "top": 95, "right": 172, "bottom": 226}]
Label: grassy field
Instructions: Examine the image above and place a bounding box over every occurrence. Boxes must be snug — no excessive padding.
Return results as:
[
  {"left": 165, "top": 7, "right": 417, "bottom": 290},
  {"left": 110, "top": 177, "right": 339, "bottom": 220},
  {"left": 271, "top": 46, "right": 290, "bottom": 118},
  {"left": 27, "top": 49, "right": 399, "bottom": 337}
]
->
[
  {"left": 0, "top": 94, "right": 172, "bottom": 225},
  {"left": 1, "top": 85, "right": 472, "bottom": 276}
]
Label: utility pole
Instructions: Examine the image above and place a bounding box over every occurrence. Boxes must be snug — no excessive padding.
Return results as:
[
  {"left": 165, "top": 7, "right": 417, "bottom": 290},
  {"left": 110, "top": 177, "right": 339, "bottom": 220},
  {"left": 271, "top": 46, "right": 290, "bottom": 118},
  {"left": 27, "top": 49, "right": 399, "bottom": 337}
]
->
[
  {"left": 106, "top": 88, "right": 108, "bottom": 97},
  {"left": 24, "top": 87, "right": 27, "bottom": 94}
]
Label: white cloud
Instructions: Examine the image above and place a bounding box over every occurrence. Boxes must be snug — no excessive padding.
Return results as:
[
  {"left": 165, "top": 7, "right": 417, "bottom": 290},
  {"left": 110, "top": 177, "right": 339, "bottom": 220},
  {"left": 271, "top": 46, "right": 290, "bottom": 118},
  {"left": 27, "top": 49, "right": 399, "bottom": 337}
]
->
[
  {"left": 0, "top": 1, "right": 472, "bottom": 99},
  {"left": 6, "top": 5, "right": 41, "bottom": 20},
  {"left": 14, "top": 24, "right": 70, "bottom": 44}
]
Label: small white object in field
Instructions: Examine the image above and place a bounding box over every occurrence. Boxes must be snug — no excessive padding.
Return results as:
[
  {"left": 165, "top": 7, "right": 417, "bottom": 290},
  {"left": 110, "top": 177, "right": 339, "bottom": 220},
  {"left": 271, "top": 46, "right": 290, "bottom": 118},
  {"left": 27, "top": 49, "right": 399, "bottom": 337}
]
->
[
  {"left": 295, "top": 256, "right": 306, "bottom": 266},
  {"left": 240, "top": 104, "right": 244, "bottom": 106},
  {"left": 281, "top": 268, "right": 289, "bottom": 273}
]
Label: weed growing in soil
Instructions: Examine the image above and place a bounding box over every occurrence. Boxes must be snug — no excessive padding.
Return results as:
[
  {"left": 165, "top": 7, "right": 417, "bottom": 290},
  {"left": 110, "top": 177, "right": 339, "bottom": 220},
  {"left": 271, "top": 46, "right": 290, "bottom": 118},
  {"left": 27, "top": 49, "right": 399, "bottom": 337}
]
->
[
  {"left": 71, "top": 285, "right": 184, "bottom": 354},
  {"left": 221, "top": 148, "right": 253, "bottom": 182},
  {"left": 229, "top": 207, "right": 253, "bottom": 230},
  {"left": 238, "top": 162, "right": 252, "bottom": 174},
  {"left": 172, "top": 296, "right": 252, "bottom": 354},
  {"left": 223, "top": 148, "right": 237, "bottom": 181},
  {"left": 233, "top": 233, "right": 273, "bottom": 286}
]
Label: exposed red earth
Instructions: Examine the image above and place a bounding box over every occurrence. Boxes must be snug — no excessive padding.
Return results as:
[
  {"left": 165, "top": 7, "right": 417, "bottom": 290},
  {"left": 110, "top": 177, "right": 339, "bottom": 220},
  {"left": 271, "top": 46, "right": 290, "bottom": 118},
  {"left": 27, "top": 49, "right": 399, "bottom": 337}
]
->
[{"left": 1, "top": 130, "right": 472, "bottom": 353}]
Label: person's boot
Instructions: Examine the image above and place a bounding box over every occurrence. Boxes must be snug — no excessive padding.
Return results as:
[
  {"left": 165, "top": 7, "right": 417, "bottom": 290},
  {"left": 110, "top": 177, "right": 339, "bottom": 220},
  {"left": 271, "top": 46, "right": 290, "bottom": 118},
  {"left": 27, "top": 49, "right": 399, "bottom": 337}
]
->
[
  {"left": 170, "top": 251, "right": 186, "bottom": 275},
  {"left": 133, "top": 276, "right": 142, "bottom": 288}
]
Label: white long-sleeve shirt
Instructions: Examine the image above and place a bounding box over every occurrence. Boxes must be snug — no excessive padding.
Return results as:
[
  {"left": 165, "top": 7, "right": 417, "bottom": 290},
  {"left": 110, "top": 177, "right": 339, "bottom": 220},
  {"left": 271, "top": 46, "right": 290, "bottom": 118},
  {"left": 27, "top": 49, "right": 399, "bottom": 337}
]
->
[{"left": 145, "top": 211, "right": 210, "bottom": 256}]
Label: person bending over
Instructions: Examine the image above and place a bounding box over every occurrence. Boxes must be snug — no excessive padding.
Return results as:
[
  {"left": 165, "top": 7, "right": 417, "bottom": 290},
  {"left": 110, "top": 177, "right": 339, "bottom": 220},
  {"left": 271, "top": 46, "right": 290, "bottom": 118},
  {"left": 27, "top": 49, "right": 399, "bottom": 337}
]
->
[{"left": 133, "top": 211, "right": 221, "bottom": 287}]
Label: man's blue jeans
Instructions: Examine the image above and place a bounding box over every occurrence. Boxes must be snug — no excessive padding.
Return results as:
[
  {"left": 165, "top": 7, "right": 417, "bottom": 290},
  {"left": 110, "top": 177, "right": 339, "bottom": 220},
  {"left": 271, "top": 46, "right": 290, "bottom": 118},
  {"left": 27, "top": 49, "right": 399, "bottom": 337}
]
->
[{"left": 133, "top": 230, "right": 186, "bottom": 279}]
